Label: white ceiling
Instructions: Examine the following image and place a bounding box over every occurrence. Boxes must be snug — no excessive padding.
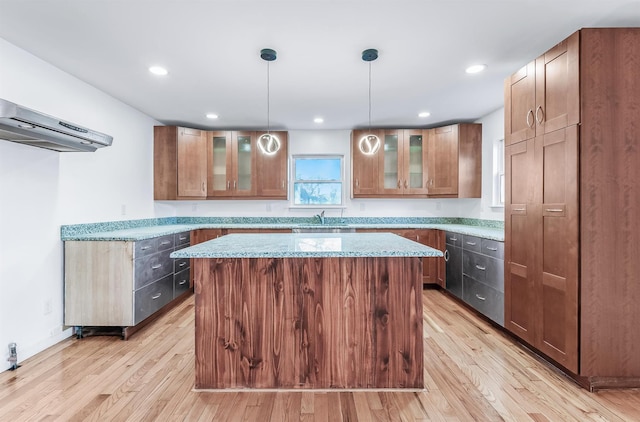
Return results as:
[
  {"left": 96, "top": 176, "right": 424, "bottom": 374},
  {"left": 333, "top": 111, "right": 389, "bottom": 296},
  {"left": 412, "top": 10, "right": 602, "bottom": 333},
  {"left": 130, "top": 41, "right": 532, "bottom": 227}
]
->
[{"left": 1, "top": 0, "right": 639, "bottom": 130}]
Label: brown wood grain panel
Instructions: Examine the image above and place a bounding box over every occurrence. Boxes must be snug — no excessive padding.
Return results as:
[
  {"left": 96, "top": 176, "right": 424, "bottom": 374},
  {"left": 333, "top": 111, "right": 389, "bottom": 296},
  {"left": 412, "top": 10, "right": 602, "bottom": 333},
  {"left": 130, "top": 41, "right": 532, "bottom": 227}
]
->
[
  {"left": 153, "top": 126, "right": 178, "bottom": 200},
  {"left": 580, "top": 28, "right": 640, "bottom": 377},
  {"left": 457, "top": 123, "right": 482, "bottom": 198},
  {"left": 194, "top": 256, "right": 423, "bottom": 389}
]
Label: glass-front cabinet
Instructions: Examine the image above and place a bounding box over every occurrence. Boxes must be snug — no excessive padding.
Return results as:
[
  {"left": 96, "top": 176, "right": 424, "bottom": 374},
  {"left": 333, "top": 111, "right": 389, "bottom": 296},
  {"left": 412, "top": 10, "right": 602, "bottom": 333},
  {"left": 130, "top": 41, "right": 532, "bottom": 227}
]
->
[
  {"left": 207, "top": 131, "right": 256, "bottom": 197},
  {"left": 378, "top": 129, "right": 428, "bottom": 195}
]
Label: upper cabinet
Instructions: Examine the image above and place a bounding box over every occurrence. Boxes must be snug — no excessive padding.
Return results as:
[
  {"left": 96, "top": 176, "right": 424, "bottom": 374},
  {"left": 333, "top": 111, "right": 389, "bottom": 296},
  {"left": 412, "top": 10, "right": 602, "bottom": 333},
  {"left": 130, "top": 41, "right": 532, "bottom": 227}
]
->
[
  {"left": 352, "top": 124, "right": 481, "bottom": 198},
  {"left": 154, "top": 126, "right": 207, "bottom": 200},
  {"left": 505, "top": 32, "right": 579, "bottom": 146},
  {"left": 206, "top": 131, "right": 256, "bottom": 197},
  {"left": 427, "top": 123, "right": 482, "bottom": 198},
  {"left": 154, "top": 127, "right": 288, "bottom": 200}
]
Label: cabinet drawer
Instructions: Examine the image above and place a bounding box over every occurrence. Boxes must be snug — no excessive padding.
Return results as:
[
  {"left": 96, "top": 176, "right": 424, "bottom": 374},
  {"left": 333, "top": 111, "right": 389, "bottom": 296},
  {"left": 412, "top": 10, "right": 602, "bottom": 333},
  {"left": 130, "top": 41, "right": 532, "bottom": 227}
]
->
[
  {"left": 135, "top": 238, "right": 157, "bottom": 259},
  {"left": 445, "top": 245, "right": 463, "bottom": 299},
  {"left": 462, "top": 235, "right": 482, "bottom": 252},
  {"left": 480, "top": 238, "right": 504, "bottom": 259},
  {"left": 174, "top": 268, "right": 191, "bottom": 298},
  {"left": 156, "top": 234, "right": 175, "bottom": 252},
  {"left": 462, "top": 275, "right": 504, "bottom": 326},
  {"left": 174, "top": 256, "right": 190, "bottom": 273},
  {"left": 134, "top": 248, "right": 173, "bottom": 289},
  {"left": 445, "top": 231, "right": 462, "bottom": 247},
  {"left": 463, "top": 251, "right": 504, "bottom": 292},
  {"left": 134, "top": 274, "right": 174, "bottom": 324},
  {"left": 175, "top": 231, "right": 190, "bottom": 246}
]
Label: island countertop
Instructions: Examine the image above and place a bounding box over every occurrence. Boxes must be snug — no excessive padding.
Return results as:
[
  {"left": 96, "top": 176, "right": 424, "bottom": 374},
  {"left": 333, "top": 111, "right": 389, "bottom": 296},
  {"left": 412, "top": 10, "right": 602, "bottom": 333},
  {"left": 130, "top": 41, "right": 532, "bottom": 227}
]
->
[{"left": 170, "top": 232, "right": 443, "bottom": 259}]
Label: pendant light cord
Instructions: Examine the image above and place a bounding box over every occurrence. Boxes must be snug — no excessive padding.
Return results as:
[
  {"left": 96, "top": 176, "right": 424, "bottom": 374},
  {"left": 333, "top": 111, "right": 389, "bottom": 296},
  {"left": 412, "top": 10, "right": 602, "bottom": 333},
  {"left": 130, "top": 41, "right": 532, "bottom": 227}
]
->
[
  {"left": 368, "top": 61, "right": 372, "bottom": 132},
  {"left": 267, "top": 60, "right": 271, "bottom": 135}
]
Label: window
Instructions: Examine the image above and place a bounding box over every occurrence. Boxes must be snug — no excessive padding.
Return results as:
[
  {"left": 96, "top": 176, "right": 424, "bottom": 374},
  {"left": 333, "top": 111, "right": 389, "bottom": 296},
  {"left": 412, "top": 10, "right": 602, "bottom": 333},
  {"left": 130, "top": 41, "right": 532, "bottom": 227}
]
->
[
  {"left": 291, "top": 155, "right": 344, "bottom": 207},
  {"left": 493, "top": 138, "right": 505, "bottom": 207}
]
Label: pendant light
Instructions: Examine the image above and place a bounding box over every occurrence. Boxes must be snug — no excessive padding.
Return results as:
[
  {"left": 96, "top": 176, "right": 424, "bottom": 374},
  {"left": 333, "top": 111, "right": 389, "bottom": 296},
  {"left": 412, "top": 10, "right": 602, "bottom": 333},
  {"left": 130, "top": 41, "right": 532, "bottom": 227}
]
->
[
  {"left": 359, "top": 48, "right": 381, "bottom": 156},
  {"left": 258, "top": 48, "right": 281, "bottom": 155}
]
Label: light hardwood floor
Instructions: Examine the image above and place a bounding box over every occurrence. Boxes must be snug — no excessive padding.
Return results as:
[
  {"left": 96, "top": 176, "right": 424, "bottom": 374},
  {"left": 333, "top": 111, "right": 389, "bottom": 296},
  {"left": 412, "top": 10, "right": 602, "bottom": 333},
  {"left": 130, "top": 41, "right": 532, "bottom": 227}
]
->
[{"left": 1, "top": 290, "right": 639, "bottom": 421}]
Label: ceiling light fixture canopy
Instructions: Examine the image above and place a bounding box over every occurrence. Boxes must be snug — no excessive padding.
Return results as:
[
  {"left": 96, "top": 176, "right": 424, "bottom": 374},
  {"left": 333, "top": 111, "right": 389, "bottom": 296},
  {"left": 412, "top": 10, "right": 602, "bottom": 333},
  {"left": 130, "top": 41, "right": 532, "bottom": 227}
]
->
[
  {"left": 258, "top": 48, "right": 281, "bottom": 155},
  {"left": 359, "top": 48, "right": 381, "bottom": 156}
]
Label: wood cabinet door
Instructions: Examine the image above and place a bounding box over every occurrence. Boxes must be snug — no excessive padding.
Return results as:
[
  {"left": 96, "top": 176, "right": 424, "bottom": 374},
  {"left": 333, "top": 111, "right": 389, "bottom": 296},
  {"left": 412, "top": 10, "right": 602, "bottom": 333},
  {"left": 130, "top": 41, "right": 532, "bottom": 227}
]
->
[
  {"left": 534, "top": 127, "right": 579, "bottom": 373},
  {"left": 427, "top": 125, "right": 459, "bottom": 196},
  {"left": 177, "top": 127, "right": 207, "bottom": 198},
  {"left": 379, "top": 129, "right": 405, "bottom": 195},
  {"left": 505, "top": 61, "right": 536, "bottom": 146},
  {"left": 207, "top": 131, "right": 234, "bottom": 197},
  {"left": 402, "top": 129, "right": 429, "bottom": 195},
  {"left": 231, "top": 131, "right": 257, "bottom": 197},
  {"left": 504, "top": 139, "right": 536, "bottom": 345},
  {"left": 535, "top": 31, "right": 580, "bottom": 136},
  {"left": 415, "top": 229, "right": 442, "bottom": 286},
  {"left": 256, "top": 131, "right": 288, "bottom": 198},
  {"left": 352, "top": 129, "right": 382, "bottom": 196}
]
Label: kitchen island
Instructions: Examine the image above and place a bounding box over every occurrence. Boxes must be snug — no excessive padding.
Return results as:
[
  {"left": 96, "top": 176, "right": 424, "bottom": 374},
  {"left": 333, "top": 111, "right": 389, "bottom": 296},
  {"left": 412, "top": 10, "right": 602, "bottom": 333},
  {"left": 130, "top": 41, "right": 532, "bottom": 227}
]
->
[{"left": 172, "top": 232, "right": 442, "bottom": 390}]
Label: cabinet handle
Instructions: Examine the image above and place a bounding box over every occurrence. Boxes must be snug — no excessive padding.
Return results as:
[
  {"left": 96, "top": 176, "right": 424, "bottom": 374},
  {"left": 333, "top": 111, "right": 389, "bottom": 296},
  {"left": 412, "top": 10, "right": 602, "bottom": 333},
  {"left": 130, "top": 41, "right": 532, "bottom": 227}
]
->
[
  {"left": 475, "top": 294, "right": 486, "bottom": 301},
  {"left": 179, "top": 236, "right": 187, "bottom": 240},
  {"left": 355, "top": 178, "right": 359, "bottom": 187},
  {"left": 546, "top": 208, "right": 563, "bottom": 212},
  {"left": 466, "top": 241, "right": 477, "bottom": 246},
  {"left": 449, "top": 237, "right": 458, "bottom": 242},
  {"left": 151, "top": 264, "right": 162, "bottom": 269},
  {"left": 526, "top": 109, "right": 534, "bottom": 128},
  {"left": 179, "top": 262, "right": 186, "bottom": 267},
  {"left": 475, "top": 265, "right": 486, "bottom": 271},
  {"left": 152, "top": 293, "right": 162, "bottom": 300},
  {"left": 536, "top": 105, "right": 544, "bottom": 124},
  {"left": 430, "top": 179, "right": 434, "bottom": 186},
  {"left": 513, "top": 207, "right": 526, "bottom": 212},
  {"left": 282, "top": 180, "right": 285, "bottom": 189},
  {"left": 444, "top": 250, "right": 450, "bottom": 262},
  {"left": 227, "top": 181, "right": 230, "bottom": 190},
  {"left": 485, "top": 246, "right": 498, "bottom": 251},
  {"left": 397, "top": 180, "right": 401, "bottom": 188},
  {"left": 404, "top": 180, "right": 408, "bottom": 189},
  {"left": 178, "top": 280, "right": 188, "bottom": 285},
  {"left": 160, "top": 241, "right": 171, "bottom": 246},
  {"left": 202, "top": 181, "right": 205, "bottom": 191},
  {"left": 140, "top": 246, "right": 151, "bottom": 250},
  {"left": 234, "top": 180, "right": 237, "bottom": 189}
]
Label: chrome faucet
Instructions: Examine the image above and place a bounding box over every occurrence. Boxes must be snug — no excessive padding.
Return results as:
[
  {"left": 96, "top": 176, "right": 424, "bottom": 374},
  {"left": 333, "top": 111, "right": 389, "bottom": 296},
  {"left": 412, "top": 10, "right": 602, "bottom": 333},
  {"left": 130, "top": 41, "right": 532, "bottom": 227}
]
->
[{"left": 315, "top": 210, "right": 325, "bottom": 225}]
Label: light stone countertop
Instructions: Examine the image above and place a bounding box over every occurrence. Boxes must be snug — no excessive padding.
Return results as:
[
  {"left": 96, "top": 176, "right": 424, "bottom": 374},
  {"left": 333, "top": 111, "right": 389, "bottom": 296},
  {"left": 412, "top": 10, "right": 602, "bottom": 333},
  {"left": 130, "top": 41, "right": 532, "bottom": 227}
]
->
[{"left": 170, "top": 232, "right": 444, "bottom": 259}]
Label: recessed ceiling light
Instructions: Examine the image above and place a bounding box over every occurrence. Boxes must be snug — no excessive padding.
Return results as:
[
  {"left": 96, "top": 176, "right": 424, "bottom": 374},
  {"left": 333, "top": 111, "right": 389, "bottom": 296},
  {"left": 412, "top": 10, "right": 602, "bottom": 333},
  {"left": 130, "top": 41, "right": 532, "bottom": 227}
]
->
[
  {"left": 313, "top": 117, "right": 324, "bottom": 124},
  {"left": 418, "top": 111, "right": 431, "bottom": 118},
  {"left": 149, "top": 66, "right": 168, "bottom": 76},
  {"left": 465, "top": 64, "right": 487, "bottom": 74},
  {"left": 206, "top": 113, "right": 219, "bottom": 119}
]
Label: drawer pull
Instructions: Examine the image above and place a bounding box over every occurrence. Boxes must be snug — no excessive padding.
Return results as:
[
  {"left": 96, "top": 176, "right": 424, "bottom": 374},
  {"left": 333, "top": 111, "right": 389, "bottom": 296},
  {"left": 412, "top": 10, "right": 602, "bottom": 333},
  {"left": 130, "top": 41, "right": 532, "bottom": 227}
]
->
[
  {"left": 151, "top": 264, "right": 162, "bottom": 269},
  {"left": 466, "top": 241, "right": 477, "bottom": 246},
  {"left": 151, "top": 293, "right": 162, "bottom": 300},
  {"left": 475, "top": 294, "right": 486, "bottom": 301},
  {"left": 485, "top": 247, "right": 498, "bottom": 251},
  {"left": 546, "top": 208, "right": 563, "bottom": 212},
  {"left": 449, "top": 237, "right": 458, "bottom": 242},
  {"left": 141, "top": 246, "right": 151, "bottom": 250},
  {"left": 179, "top": 262, "right": 187, "bottom": 267},
  {"left": 179, "top": 236, "right": 187, "bottom": 241},
  {"left": 160, "top": 241, "right": 171, "bottom": 245},
  {"left": 475, "top": 265, "right": 486, "bottom": 271},
  {"left": 444, "top": 250, "right": 450, "bottom": 262},
  {"left": 513, "top": 207, "right": 525, "bottom": 212},
  {"left": 178, "top": 280, "right": 188, "bottom": 285}
]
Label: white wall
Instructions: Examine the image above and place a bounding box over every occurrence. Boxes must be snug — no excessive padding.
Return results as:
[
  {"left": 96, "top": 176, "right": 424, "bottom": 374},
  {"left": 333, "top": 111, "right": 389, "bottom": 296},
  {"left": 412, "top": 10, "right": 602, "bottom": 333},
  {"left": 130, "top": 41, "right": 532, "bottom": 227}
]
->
[
  {"left": 156, "top": 114, "right": 505, "bottom": 221},
  {"left": 0, "top": 37, "right": 158, "bottom": 370}
]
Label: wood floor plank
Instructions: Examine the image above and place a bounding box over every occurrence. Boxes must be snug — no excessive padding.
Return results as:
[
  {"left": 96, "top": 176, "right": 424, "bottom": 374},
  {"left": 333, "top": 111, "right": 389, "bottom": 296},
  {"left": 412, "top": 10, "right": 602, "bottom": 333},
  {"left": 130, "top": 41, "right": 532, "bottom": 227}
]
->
[{"left": 1, "top": 291, "right": 640, "bottom": 421}]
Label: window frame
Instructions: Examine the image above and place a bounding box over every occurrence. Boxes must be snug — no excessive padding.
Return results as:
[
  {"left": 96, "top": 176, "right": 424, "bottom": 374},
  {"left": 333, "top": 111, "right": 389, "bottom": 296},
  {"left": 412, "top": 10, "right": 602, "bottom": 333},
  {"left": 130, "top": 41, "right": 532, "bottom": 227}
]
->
[{"left": 290, "top": 154, "right": 345, "bottom": 209}]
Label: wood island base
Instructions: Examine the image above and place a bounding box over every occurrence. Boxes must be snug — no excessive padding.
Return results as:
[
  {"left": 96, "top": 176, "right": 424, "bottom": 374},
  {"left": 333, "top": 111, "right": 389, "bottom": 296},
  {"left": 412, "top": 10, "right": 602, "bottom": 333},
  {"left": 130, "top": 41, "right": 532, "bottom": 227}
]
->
[{"left": 194, "top": 256, "right": 424, "bottom": 390}]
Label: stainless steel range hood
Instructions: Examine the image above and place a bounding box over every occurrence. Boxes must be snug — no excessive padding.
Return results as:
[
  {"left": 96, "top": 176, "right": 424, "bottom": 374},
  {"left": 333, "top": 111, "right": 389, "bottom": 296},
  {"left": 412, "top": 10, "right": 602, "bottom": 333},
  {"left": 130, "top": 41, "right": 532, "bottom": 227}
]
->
[{"left": 0, "top": 98, "right": 113, "bottom": 152}]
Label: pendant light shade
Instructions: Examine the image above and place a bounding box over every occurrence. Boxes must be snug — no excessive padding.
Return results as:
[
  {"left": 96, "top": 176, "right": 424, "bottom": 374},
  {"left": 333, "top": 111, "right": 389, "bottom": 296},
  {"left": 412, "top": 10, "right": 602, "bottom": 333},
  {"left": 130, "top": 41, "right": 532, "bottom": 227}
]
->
[
  {"left": 359, "top": 48, "right": 380, "bottom": 156},
  {"left": 258, "top": 48, "right": 281, "bottom": 156}
]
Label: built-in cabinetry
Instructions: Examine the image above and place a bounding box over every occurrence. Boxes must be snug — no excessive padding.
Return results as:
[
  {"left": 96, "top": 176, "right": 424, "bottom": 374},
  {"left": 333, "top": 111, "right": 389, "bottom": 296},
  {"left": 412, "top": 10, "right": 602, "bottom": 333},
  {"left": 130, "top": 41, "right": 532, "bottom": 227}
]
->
[
  {"left": 445, "top": 232, "right": 504, "bottom": 326},
  {"left": 504, "top": 28, "right": 640, "bottom": 388},
  {"left": 351, "top": 123, "right": 481, "bottom": 198},
  {"left": 154, "top": 127, "right": 288, "bottom": 200},
  {"left": 64, "top": 231, "right": 192, "bottom": 339}
]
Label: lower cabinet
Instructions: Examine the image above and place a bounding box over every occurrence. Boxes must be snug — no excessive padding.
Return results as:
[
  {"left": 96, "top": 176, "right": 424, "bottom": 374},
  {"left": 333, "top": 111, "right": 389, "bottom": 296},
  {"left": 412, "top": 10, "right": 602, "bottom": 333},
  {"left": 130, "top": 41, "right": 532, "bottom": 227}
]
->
[
  {"left": 445, "top": 232, "right": 504, "bottom": 326},
  {"left": 64, "top": 231, "right": 192, "bottom": 339}
]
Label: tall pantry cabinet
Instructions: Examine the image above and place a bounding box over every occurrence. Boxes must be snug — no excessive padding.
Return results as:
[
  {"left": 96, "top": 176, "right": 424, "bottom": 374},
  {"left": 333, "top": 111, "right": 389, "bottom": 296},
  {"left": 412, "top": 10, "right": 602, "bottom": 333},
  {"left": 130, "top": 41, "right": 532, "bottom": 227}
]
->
[{"left": 504, "top": 28, "right": 640, "bottom": 389}]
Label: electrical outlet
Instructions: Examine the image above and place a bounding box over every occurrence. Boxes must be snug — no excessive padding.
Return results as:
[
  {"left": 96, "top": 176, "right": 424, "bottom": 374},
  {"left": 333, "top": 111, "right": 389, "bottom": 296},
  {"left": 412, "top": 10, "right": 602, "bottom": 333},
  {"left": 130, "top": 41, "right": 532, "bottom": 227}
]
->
[
  {"left": 121, "top": 204, "right": 127, "bottom": 215},
  {"left": 44, "top": 299, "right": 52, "bottom": 315}
]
